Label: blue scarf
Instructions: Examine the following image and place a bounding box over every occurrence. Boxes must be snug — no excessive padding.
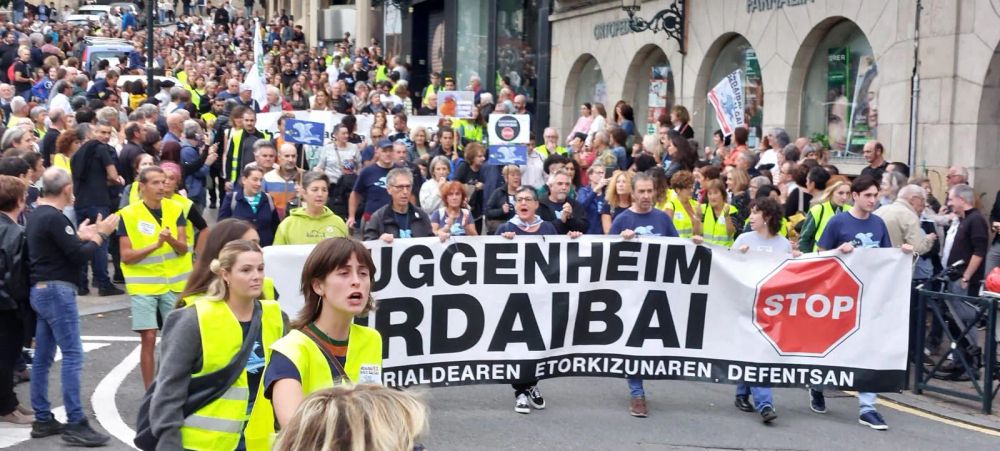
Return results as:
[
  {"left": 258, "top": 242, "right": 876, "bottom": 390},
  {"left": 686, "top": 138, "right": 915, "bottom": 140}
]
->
[{"left": 508, "top": 215, "right": 544, "bottom": 231}]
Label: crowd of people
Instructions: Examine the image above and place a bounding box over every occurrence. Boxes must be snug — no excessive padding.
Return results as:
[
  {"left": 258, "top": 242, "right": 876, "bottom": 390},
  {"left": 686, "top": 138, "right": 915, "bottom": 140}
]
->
[{"left": 0, "top": 0, "right": 993, "bottom": 449}]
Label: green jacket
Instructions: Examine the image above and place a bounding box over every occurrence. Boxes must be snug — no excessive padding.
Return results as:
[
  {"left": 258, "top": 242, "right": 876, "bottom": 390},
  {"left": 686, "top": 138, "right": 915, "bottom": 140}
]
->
[{"left": 273, "top": 207, "right": 349, "bottom": 245}]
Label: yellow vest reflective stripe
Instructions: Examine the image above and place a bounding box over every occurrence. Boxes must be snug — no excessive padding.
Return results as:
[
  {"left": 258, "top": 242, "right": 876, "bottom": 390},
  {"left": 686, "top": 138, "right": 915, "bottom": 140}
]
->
[
  {"left": 244, "top": 325, "right": 382, "bottom": 449},
  {"left": 533, "top": 144, "right": 568, "bottom": 160},
  {"left": 702, "top": 203, "right": 737, "bottom": 247},
  {"left": 668, "top": 196, "right": 698, "bottom": 238},
  {"left": 181, "top": 298, "right": 284, "bottom": 451},
  {"left": 810, "top": 201, "right": 844, "bottom": 251},
  {"left": 228, "top": 129, "right": 244, "bottom": 181},
  {"left": 119, "top": 199, "right": 187, "bottom": 295}
]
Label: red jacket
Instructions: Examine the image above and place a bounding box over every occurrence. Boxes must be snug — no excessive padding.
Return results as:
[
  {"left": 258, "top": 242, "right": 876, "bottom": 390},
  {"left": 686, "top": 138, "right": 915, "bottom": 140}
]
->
[{"left": 261, "top": 99, "right": 293, "bottom": 112}]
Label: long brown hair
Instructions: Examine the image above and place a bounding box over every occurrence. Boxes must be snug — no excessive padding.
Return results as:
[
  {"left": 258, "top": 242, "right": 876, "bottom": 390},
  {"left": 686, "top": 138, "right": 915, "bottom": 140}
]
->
[
  {"left": 178, "top": 218, "right": 257, "bottom": 306},
  {"left": 292, "top": 238, "right": 377, "bottom": 329}
]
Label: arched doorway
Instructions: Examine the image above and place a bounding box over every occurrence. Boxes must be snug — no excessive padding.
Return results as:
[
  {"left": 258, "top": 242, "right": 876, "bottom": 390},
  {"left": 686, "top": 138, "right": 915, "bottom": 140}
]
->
[
  {"left": 562, "top": 54, "right": 606, "bottom": 136},
  {"left": 793, "top": 19, "right": 877, "bottom": 161},
  {"left": 622, "top": 45, "right": 674, "bottom": 136},
  {"left": 699, "top": 34, "right": 763, "bottom": 150}
]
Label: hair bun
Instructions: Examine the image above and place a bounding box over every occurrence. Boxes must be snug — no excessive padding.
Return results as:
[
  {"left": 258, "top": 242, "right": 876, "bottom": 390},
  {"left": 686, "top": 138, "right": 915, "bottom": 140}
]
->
[{"left": 209, "top": 258, "right": 223, "bottom": 275}]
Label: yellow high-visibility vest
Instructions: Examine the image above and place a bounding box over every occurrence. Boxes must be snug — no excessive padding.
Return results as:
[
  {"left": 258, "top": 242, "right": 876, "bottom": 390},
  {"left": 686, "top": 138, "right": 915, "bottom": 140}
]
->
[
  {"left": 667, "top": 196, "right": 699, "bottom": 238},
  {"left": 180, "top": 298, "right": 284, "bottom": 451},
  {"left": 701, "top": 203, "right": 737, "bottom": 247},
  {"left": 119, "top": 198, "right": 188, "bottom": 295}
]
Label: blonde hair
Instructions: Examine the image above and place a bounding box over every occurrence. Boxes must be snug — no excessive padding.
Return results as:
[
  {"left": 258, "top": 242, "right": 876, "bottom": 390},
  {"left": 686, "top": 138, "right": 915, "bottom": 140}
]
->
[
  {"left": 813, "top": 179, "right": 850, "bottom": 206},
  {"left": 605, "top": 169, "right": 634, "bottom": 202},
  {"left": 274, "top": 385, "right": 428, "bottom": 451},
  {"left": 205, "top": 240, "right": 263, "bottom": 301}
]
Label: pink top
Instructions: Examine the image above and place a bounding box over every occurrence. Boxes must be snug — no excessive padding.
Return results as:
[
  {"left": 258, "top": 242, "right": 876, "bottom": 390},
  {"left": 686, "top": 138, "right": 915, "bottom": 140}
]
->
[{"left": 568, "top": 115, "right": 594, "bottom": 144}]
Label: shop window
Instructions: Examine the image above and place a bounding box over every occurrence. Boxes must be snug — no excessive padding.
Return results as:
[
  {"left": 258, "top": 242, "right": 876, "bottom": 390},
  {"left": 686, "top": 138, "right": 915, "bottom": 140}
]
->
[
  {"left": 573, "top": 57, "right": 606, "bottom": 113},
  {"left": 704, "top": 36, "right": 763, "bottom": 149},
  {"left": 800, "top": 21, "right": 877, "bottom": 160},
  {"left": 457, "top": 2, "right": 490, "bottom": 89},
  {"left": 627, "top": 47, "right": 674, "bottom": 135},
  {"left": 496, "top": 0, "right": 540, "bottom": 105}
]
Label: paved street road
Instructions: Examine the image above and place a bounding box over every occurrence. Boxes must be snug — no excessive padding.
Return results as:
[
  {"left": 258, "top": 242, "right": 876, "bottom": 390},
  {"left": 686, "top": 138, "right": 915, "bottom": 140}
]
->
[{"left": 2, "top": 309, "right": 998, "bottom": 450}]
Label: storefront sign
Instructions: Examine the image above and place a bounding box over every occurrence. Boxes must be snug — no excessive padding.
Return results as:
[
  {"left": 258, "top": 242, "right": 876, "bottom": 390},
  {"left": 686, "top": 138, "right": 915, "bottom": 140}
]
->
[
  {"left": 747, "top": 0, "right": 816, "bottom": 13},
  {"left": 594, "top": 19, "right": 633, "bottom": 40}
]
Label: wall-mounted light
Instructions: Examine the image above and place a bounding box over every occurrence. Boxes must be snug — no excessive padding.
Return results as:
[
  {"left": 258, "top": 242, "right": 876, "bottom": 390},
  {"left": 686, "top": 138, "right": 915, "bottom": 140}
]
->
[{"left": 621, "top": 0, "right": 686, "bottom": 54}]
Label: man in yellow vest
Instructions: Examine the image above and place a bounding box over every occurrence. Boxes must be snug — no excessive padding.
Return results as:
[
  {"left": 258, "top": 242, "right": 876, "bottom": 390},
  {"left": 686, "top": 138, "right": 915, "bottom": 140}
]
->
[
  {"left": 118, "top": 166, "right": 188, "bottom": 389},
  {"left": 534, "top": 127, "right": 569, "bottom": 160}
]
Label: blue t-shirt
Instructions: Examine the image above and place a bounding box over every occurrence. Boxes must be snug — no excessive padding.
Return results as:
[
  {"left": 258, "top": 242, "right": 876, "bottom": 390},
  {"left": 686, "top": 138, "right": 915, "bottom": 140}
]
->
[
  {"left": 600, "top": 202, "right": 630, "bottom": 221},
  {"left": 353, "top": 164, "right": 392, "bottom": 215},
  {"left": 495, "top": 221, "right": 558, "bottom": 236},
  {"left": 817, "top": 211, "right": 891, "bottom": 250},
  {"left": 609, "top": 208, "right": 679, "bottom": 237}
]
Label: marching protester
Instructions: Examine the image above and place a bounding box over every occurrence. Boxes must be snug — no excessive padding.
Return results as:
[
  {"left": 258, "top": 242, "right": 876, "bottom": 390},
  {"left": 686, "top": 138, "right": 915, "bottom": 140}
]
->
[
  {"left": 363, "top": 167, "right": 433, "bottom": 242},
  {"left": 273, "top": 385, "right": 427, "bottom": 451},
  {"left": 609, "top": 172, "right": 682, "bottom": 418},
  {"left": 0, "top": 175, "right": 29, "bottom": 425},
  {"left": 118, "top": 166, "right": 189, "bottom": 389},
  {"left": 484, "top": 164, "right": 521, "bottom": 234},
  {"left": 430, "top": 180, "right": 478, "bottom": 239},
  {"left": 180, "top": 218, "right": 276, "bottom": 307},
  {"left": 349, "top": 139, "right": 397, "bottom": 231},
  {"left": 536, "top": 170, "right": 588, "bottom": 234},
  {"left": 273, "top": 171, "right": 349, "bottom": 245},
  {"left": 257, "top": 238, "right": 383, "bottom": 447},
  {"left": 730, "top": 196, "right": 796, "bottom": 423},
  {"left": 27, "top": 168, "right": 118, "bottom": 445},
  {"left": 219, "top": 166, "right": 280, "bottom": 247},
  {"left": 148, "top": 240, "right": 285, "bottom": 450},
  {"left": 814, "top": 175, "right": 913, "bottom": 430}
]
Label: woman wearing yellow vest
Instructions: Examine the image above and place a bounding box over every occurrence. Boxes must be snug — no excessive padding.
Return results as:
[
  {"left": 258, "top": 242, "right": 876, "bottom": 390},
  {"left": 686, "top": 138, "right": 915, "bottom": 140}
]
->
[
  {"left": 700, "top": 179, "right": 737, "bottom": 246},
  {"left": 797, "top": 179, "right": 851, "bottom": 252},
  {"left": 179, "top": 219, "right": 277, "bottom": 307},
  {"left": 662, "top": 170, "right": 702, "bottom": 238},
  {"left": 249, "top": 238, "right": 382, "bottom": 447},
  {"left": 148, "top": 240, "right": 285, "bottom": 451},
  {"left": 121, "top": 154, "right": 157, "bottom": 206}
]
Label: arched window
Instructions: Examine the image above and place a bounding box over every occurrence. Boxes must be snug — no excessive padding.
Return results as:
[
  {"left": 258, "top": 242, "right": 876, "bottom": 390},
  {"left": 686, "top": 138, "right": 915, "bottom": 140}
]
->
[{"left": 703, "top": 35, "right": 763, "bottom": 149}]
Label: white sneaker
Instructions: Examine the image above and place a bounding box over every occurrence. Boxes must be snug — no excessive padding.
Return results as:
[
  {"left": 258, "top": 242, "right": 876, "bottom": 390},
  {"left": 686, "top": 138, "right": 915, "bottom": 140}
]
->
[{"left": 514, "top": 393, "right": 530, "bottom": 414}]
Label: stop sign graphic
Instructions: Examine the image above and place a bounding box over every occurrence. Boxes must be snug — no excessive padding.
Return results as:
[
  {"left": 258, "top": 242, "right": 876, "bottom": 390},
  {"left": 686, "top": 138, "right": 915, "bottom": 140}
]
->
[{"left": 752, "top": 257, "right": 863, "bottom": 357}]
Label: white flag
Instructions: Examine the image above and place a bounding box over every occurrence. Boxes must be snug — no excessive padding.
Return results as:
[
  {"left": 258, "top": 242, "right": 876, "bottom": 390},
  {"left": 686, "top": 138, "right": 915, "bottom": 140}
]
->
[
  {"left": 244, "top": 19, "right": 268, "bottom": 108},
  {"left": 706, "top": 70, "right": 745, "bottom": 137}
]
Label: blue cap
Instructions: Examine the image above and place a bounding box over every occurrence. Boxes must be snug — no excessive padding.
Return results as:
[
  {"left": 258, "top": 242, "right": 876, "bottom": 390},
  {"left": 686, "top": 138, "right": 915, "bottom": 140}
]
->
[{"left": 378, "top": 138, "right": 394, "bottom": 149}]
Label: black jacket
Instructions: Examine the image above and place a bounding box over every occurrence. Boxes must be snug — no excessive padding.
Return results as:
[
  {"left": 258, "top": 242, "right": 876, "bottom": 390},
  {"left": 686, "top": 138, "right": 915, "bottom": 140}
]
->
[
  {"left": 364, "top": 203, "right": 433, "bottom": 241},
  {"left": 536, "top": 196, "right": 588, "bottom": 234},
  {"left": 485, "top": 186, "right": 515, "bottom": 221},
  {"left": 0, "top": 214, "right": 29, "bottom": 311}
]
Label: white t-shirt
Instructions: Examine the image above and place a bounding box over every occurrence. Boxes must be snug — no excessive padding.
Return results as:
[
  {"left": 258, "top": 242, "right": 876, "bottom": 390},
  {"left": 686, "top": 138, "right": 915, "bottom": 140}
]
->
[{"left": 733, "top": 230, "right": 792, "bottom": 254}]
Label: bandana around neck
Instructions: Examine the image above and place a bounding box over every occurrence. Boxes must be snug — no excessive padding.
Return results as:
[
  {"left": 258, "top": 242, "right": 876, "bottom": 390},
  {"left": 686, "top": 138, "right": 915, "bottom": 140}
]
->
[{"left": 508, "top": 215, "right": 543, "bottom": 230}]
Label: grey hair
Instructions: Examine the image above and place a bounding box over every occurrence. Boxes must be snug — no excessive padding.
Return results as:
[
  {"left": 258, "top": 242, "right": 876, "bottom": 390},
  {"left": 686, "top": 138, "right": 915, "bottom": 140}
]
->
[
  {"left": 0, "top": 128, "right": 28, "bottom": 150},
  {"left": 40, "top": 167, "right": 72, "bottom": 197},
  {"left": 96, "top": 107, "right": 118, "bottom": 125},
  {"left": 49, "top": 107, "right": 65, "bottom": 125},
  {"left": 10, "top": 96, "right": 26, "bottom": 112},
  {"left": 182, "top": 119, "right": 202, "bottom": 140},
  {"left": 949, "top": 166, "right": 969, "bottom": 182},
  {"left": 301, "top": 171, "right": 329, "bottom": 189},
  {"left": 136, "top": 104, "right": 159, "bottom": 118},
  {"left": 750, "top": 176, "right": 771, "bottom": 189},
  {"left": 631, "top": 171, "right": 655, "bottom": 189},
  {"left": 29, "top": 106, "right": 47, "bottom": 121},
  {"left": 428, "top": 156, "right": 451, "bottom": 175},
  {"left": 950, "top": 184, "right": 975, "bottom": 205},
  {"left": 897, "top": 184, "right": 926, "bottom": 202},
  {"left": 546, "top": 169, "right": 570, "bottom": 185},
  {"left": 252, "top": 139, "right": 275, "bottom": 154},
  {"left": 386, "top": 167, "right": 413, "bottom": 187},
  {"left": 770, "top": 128, "right": 790, "bottom": 148}
]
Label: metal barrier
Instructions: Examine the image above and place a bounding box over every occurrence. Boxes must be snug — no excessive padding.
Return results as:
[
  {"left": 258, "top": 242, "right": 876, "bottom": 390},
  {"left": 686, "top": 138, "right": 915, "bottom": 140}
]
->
[{"left": 913, "top": 289, "right": 999, "bottom": 413}]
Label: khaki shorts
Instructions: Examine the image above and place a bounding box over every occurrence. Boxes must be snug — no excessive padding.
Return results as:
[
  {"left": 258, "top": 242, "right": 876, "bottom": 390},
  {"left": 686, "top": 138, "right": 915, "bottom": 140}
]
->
[{"left": 131, "top": 292, "right": 177, "bottom": 331}]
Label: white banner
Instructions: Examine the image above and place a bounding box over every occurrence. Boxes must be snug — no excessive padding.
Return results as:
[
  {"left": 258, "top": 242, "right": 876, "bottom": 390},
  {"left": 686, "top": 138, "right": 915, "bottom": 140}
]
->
[
  {"left": 244, "top": 20, "right": 268, "bottom": 109},
  {"left": 257, "top": 111, "right": 441, "bottom": 146},
  {"left": 707, "top": 69, "right": 745, "bottom": 136},
  {"left": 263, "top": 236, "right": 911, "bottom": 391}
]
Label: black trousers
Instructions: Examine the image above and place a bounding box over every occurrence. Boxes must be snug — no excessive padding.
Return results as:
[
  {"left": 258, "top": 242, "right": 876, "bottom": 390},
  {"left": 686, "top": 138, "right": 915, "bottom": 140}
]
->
[
  {"left": 512, "top": 380, "right": 538, "bottom": 396},
  {"left": 0, "top": 309, "right": 24, "bottom": 415}
]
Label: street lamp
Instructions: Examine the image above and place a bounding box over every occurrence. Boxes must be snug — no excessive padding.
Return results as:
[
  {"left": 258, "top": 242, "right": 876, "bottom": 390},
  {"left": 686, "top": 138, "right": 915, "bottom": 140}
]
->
[{"left": 621, "top": 0, "right": 686, "bottom": 54}]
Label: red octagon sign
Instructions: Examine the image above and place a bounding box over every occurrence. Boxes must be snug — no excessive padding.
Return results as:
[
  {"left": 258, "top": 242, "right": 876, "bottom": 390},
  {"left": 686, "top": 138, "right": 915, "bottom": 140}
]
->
[{"left": 753, "top": 258, "right": 863, "bottom": 357}]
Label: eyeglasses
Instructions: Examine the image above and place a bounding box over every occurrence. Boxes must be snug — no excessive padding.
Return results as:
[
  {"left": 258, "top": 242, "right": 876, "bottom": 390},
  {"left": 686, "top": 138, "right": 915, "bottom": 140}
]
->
[
  {"left": 391, "top": 184, "right": 412, "bottom": 191},
  {"left": 514, "top": 197, "right": 535, "bottom": 203}
]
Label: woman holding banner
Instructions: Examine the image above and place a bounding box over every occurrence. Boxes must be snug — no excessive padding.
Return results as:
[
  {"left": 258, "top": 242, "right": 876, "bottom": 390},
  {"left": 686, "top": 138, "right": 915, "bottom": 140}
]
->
[
  {"left": 253, "top": 238, "right": 383, "bottom": 447},
  {"left": 497, "top": 186, "right": 583, "bottom": 414},
  {"left": 729, "top": 196, "right": 798, "bottom": 423}
]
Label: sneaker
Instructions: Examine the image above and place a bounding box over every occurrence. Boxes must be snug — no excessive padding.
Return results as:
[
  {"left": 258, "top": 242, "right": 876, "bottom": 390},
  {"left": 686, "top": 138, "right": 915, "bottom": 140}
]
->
[
  {"left": 98, "top": 286, "right": 125, "bottom": 296},
  {"left": 77, "top": 286, "right": 91, "bottom": 296},
  {"left": 112, "top": 275, "right": 125, "bottom": 285},
  {"left": 734, "top": 395, "right": 754, "bottom": 412},
  {"left": 514, "top": 393, "right": 530, "bottom": 414},
  {"left": 629, "top": 397, "right": 648, "bottom": 418},
  {"left": 859, "top": 411, "right": 889, "bottom": 430},
  {"left": 15, "top": 404, "right": 33, "bottom": 416},
  {"left": 0, "top": 410, "right": 32, "bottom": 425},
  {"left": 760, "top": 405, "right": 778, "bottom": 423},
  {"left": 61, "top": 419, "right": 110, "bottom": 447},
  {"left": 809, "top": 389, "right": 827, "bottom": 414},
  {"left": 527, "top": 385, "right": 546, "bottom": 409},
  {"left": 31, "top": 418, "right": 64, "bottom": 438}
]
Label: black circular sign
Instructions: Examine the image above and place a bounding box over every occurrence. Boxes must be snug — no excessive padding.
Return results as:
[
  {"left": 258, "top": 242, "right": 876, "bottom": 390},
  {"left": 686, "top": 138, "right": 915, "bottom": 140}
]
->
[{"left": 494, "top": 115, "right": 521, "bottom": 142}]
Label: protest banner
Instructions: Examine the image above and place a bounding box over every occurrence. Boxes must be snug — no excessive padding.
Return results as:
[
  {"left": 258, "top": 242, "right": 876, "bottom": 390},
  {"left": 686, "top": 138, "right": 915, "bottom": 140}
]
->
[
  {"left": 486, "top": 114, "right": 530, "bottom": 165},
  {"left": 438, "top": 91, "right": 476, "bottom": 118},
  {"left": 263, "top": 236, "right": 910, "bottom": 392},
  {"left": 257, "top": 111, "right": 439, "bottom": 145},
  {"left": 706, "top": 69, "right": 745, "bottom": 136},
  {"left": 282, "top": 119, "right": 326, "bottom": 145}
]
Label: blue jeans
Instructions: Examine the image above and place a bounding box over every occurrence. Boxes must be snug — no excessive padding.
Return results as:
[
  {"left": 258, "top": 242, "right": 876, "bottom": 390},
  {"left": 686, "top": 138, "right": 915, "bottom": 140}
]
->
[
  {"left": 77, "top": 205, "right": 112, "bottom": 289},
  {"left": 736, "top": 384, "right": 773, "bottom": 411},
  {"left": 812, "top": 388, "right": 876, "bottom": 414},
  {"left": 30, "top": 282, "right": 85, "bottom": 424},
  {"left": 627, "top": 377, "right": 644, "bottom": 398}
]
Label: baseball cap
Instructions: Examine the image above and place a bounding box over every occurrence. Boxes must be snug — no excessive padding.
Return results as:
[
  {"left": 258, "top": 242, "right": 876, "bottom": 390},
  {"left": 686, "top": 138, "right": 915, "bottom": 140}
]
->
[{"left": 378, "top": 138, "right": 394, "bottom": 149}]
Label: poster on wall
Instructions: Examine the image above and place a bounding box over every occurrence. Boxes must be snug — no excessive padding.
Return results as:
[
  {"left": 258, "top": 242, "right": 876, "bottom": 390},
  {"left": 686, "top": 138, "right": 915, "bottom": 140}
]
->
[
  {"left": 846, "top": 56, "right": 878, "bottom": 156},
  {"left": 826, "top": 48, "right": 851, "bottom": 156},
  {"left": 647, "top": 65, "right": 671, "bottom": 135},
  {"left": 742, "top": 49, "right": 763, "bottom": 147},
  {"left": 594, "top": 81, "right": 608, "bottom": 106}
]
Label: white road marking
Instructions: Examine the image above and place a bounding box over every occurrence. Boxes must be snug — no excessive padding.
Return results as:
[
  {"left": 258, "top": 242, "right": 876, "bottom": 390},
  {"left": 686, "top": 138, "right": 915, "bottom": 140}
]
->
[
  {"left": 0, "top": 406, "right": 65, "bottom": 448},
  {"left": 55, "top": 343, "right": 111, "bottom": 362},
  {"left": 80, "top": 336, "right": 142, "bottom": 342},
  {"left": 92, "top": 344, "right": 141, "bottom": 449}
]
